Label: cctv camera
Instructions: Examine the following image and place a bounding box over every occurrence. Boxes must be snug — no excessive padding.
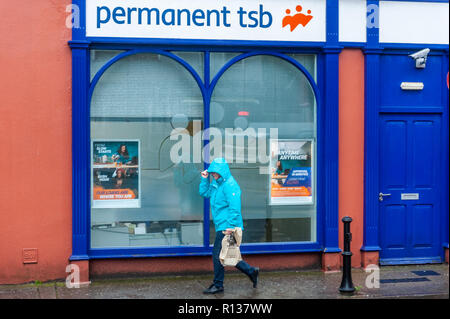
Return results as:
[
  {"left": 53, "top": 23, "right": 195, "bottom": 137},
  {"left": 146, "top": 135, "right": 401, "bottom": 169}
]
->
[
  {"left": 409, "top": 48, "right": 430, "bottom": 69},
  {"left": 409, "top": 48, "right": 430, "bottom": 60}
]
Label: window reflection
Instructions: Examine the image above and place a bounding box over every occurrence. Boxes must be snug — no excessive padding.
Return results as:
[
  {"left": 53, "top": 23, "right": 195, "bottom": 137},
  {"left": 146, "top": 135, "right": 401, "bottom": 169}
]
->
[
  {"left": 90, "top": 52, "right": 204, "bottom": 248},
  {"left": 210, "top": 54, "right": 317, "bottom": 244}
]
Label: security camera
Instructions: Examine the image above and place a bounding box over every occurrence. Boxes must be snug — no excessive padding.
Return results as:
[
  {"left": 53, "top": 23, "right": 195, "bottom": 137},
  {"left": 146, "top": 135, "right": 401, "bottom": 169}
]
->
[
  {"left": 409, "top": 48, "right": 430, "bottom": 60},
  {"left": 409, "top": 48, "right": 430, "bottom": 69}
]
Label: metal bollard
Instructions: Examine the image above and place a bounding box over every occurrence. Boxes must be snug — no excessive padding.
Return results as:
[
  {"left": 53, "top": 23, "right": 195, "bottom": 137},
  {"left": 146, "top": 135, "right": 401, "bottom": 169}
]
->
[{"left": 339, "top": 216, "right": 355, "bottom": 294}]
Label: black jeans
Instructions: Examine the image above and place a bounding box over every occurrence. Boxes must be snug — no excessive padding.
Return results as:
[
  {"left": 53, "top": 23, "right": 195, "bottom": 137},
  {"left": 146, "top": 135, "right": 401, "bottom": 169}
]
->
[{"left": 212, "top": 231, "right": 256, "bottom": 288}]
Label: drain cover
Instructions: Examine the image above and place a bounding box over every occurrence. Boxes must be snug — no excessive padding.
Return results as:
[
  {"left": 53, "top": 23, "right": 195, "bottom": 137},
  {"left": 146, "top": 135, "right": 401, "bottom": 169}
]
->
[
  {"left": 411, "top": 270, "right": 441, "bottom": 277},
  {"left": 380, "top": 278, "right": 430, "bottom": 284}
]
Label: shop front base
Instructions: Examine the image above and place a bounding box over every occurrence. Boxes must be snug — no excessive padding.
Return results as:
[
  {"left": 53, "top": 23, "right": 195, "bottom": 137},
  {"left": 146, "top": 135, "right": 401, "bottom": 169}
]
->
[
  {"left": 68, "top": 260, "right": 91, "bottom": 287},
  {"left": 361, "top": 251, "right": 379, "bottom": 269},
  {"left": 89, "top": 253, "right": 321, "bottom": 279},
  {"left": 321, "top": 252, "right": 341, "bottom": 272}
]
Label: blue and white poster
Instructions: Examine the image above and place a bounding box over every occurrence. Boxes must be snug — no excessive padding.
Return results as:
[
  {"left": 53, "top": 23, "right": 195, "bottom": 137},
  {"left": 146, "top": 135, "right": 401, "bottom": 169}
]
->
[{"left": 270, "top": 139, "right": 313, "bottom": 205}]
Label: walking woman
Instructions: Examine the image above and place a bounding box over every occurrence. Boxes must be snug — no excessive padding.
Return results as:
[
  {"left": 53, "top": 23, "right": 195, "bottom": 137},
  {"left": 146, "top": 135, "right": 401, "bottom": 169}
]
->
[{"left": 199, "top": 158, "right": 259, "bottom": 294}]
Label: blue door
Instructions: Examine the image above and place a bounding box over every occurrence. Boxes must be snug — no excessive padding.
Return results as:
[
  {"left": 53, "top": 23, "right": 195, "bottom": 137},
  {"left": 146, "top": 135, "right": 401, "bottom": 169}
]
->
[{"left": 379, "top": 114, "right": 442, "bottom": 264}]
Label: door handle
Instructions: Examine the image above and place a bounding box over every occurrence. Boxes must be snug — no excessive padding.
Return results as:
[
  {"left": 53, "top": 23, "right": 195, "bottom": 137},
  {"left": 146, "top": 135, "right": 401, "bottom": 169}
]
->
[{"left": 379, "top": 192, "right": 392, "bottom": 202}]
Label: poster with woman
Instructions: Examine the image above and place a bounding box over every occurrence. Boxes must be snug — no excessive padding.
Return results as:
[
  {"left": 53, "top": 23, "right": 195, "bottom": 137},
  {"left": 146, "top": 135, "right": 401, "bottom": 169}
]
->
[
  {"left": 91, "top": 140, "right": 140, "bottom": 208},
  {"left": 269, "top": 139, "right": 314, "bottom": 205}
]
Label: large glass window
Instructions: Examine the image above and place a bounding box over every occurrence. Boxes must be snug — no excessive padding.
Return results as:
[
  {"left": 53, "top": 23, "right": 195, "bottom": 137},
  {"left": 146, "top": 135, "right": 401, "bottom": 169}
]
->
[
  {"left": 89, "top": 50, "right": 317, "bottom": 250},
  {"left": 90, "top": 52, "right": 204, "bottom": 248},
  {"left": 209, "top": 54, "right": 317, "bottom": 244}
]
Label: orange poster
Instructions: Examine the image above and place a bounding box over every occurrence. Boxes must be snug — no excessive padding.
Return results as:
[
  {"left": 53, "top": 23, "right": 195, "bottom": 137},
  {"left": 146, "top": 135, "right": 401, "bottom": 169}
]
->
[
  {"left": 270, "top": 140, "right": 313, "bottom": 205},
  {"left": 92, "top": 140, "right": 140, "bottom": 208}
]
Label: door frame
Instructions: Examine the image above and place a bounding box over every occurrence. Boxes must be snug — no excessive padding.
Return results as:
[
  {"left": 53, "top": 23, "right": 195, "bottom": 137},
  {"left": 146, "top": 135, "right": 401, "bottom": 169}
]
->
[{"left": 361, "top": 49, "right": 449, "bottom": 265}]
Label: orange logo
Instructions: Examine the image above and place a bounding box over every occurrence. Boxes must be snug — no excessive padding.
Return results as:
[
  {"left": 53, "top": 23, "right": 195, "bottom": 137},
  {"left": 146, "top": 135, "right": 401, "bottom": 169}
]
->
[{"left": 282, "top": 5, "right": 313, "bottom": 32}]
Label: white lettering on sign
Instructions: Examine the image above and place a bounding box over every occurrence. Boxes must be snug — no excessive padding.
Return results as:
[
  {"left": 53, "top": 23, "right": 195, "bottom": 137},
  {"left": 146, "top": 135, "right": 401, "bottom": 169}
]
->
[{"left": 86, "top": 0, "right": 326, "bottom": 42}]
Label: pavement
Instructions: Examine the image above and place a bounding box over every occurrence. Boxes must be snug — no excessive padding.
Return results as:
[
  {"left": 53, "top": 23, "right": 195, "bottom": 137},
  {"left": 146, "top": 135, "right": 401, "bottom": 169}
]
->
[{"left": 0, "top": 264, "right": 448, "bottom": 299}]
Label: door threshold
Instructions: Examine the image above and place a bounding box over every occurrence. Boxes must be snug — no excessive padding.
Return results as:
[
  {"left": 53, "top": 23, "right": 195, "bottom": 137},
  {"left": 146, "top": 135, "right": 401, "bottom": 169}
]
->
[{"left": 380, "top": 257, "right": 442, "bottom": 266}]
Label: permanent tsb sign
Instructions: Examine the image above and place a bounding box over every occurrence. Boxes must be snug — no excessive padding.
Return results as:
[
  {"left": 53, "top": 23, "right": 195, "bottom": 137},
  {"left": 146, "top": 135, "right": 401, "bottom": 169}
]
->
[{"left": 86, "top": 0, "right": 326, "bottom": 42}]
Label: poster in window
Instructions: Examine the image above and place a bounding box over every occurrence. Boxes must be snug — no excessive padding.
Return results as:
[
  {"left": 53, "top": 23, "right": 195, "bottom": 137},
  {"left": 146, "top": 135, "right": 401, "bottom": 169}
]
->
[
  {"left": 91, "top": 140, "right": 140, "bottom": 208},
  {"left": 269, "top": 139, "right": 314, "bottom": 205}
]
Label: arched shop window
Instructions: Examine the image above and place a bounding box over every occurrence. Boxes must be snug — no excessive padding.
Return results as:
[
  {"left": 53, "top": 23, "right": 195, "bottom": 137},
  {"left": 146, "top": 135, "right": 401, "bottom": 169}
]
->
[
  {"left": 89, "top": 50, "right": 317, "bottom": 250},
  {"left": 209, "top": 54, "right": 317, "bottom": 244},
  {"left": 90, "top": 52, "right": 205, "bottom": 248}
]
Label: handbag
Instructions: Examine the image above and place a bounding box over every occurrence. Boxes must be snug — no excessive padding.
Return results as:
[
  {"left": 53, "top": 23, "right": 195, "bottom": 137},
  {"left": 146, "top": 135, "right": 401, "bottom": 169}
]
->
[{"left": 219, "top": 227, "right": 243, "bottom": 266}]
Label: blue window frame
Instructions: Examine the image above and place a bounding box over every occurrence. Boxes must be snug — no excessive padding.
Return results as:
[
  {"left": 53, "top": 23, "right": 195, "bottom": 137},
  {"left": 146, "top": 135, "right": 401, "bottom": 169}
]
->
[
  {"left": 68, "top": 0, "right": 343, "bottom": 261},
  {"left": 79, "top": 48, "right": 330, "bottom": 259},
  {"left": 69, "top": 44, "right": 343, "bottom": 260}
]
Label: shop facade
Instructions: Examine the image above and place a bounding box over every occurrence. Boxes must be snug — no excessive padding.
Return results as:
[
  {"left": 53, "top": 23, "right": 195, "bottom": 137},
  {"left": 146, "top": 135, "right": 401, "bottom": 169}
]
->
[{"left": 0, "top": 0, "right": 448, "bottom": 284}]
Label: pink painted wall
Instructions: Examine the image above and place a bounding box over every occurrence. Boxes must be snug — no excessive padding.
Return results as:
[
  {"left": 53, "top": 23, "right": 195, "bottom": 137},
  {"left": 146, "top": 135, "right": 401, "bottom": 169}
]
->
[
  {"left": 90, "top": 254, "right": 321, "bottom": 278},
  {"left": 0, "top": 0, "right": 72, "bottom": 284},
  {"left": 338, "top": 49, "right": 365, "bottom": 268}
]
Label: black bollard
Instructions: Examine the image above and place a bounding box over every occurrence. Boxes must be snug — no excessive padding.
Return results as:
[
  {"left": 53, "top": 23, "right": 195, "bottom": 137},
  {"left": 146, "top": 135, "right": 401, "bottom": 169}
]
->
[{"left": 339, "top": 216, "right": 355, "bottom": 294}]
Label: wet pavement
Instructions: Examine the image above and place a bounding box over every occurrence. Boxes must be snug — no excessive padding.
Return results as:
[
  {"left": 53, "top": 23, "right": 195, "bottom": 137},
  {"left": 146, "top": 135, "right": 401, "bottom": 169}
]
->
[{"left": 0, "top": 264, "right": 448, "bottom": 299}]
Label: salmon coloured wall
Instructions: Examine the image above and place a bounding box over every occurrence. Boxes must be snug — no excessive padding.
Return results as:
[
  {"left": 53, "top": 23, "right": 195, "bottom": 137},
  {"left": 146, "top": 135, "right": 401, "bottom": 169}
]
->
[
  {"left": 90, "top": 254, "right": 321, "bottom": 279},
  {"left": 338, "top": 49, "right": 365, "bottom": 267},
  {"left": 0, "top": 0, "right": 72, "bottom": 284}
]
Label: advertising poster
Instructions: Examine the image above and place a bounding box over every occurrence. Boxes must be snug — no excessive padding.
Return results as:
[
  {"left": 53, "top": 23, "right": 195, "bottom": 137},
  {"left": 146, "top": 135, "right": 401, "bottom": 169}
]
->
[
  {"left": 92, "top": 140, "right": 140, "bottom": 208},
  {"left": 269, "top": 139, "right": 313, "bottom": 205}
]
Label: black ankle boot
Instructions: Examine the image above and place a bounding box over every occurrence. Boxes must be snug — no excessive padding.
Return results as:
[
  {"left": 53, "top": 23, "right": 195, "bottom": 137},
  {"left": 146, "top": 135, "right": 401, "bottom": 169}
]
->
[
  {"left": 203, "top": 284, "right": 224, "bottom": 294},
  {"left": 250, "top": 267, "right": 259, "bottom": 288}
]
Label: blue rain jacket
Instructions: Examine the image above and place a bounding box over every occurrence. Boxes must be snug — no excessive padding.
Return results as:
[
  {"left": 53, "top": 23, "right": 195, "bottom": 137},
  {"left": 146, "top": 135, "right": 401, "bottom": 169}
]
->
[{"left": 199, "top": 158, "right": 244, "bottom": 232}]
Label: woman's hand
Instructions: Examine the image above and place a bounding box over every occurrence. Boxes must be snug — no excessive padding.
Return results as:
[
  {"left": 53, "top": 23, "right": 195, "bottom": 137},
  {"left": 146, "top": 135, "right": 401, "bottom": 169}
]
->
[{"left": 201, "top": 170, "right": 209, "bottom": 178}]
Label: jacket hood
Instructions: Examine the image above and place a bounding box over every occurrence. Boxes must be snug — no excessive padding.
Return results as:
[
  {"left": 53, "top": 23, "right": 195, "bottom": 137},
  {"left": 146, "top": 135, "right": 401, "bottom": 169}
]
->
[{"left": 207, "top": 158, "right": 231, "bottom": 180}]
